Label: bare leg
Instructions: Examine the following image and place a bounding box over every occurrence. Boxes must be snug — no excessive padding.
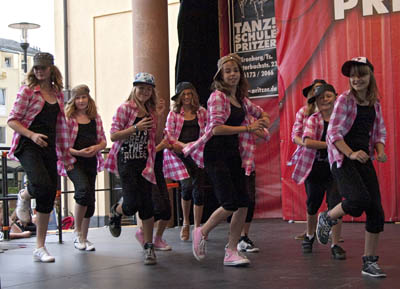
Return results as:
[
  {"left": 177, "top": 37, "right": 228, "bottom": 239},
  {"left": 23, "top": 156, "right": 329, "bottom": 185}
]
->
[
  {"left": 81, "top": 218, "right": 91, "bottom": 241},
  {"left": 74, "top": 203, "right": 87, "bottom": 240},
  {"left": 36, "top": 212, "right": 50, "bottom": 248},
  {"left": 201, "top": 206, "right": 233, "bottom": 238},
  {"left": 142, "top": 217, "right": 154, "bottom": 244},
  {"left": 193, "top": 204, "right": 204, "bottom": 228},
  {"left": 181, "top": 199, "right": 191, "bottom": 226},
  {"left": 364, "top": 231, "right": 379, "bottom": 256},
  {"left": 328, "top": 203, "right": 346, "bottom": 220},
  {"left": 155, "top": 219, "right": 168, "bottom": 238},
  {"left": 306, "top": 213, "right": 317, "bottom": 236},
  {"left": 227, "top": 207, "right": 247, "bottom": 251},
  {"left": 331, "top": 219, "right": 343, "bottom": 246}
]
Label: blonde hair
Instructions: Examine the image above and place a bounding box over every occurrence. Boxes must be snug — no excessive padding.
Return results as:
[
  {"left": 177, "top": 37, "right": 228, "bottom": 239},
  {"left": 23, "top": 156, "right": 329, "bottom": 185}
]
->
[
  {"left": 65, "top": 85, "right": 98, "bottom": 119},
  {"left": 172, "top": 88, "right": 200, "bottom": 113},
  {"left": 349, "top": 65, "right": 379, "bottom": 106},
  {"left": 211, "top": 60, "right": 249, "bottom": 103},
  {"left": 27, "top": 65, "right": 63, "bottom": 92},
  {"left": 127, "top": 86, "right": 157, "bottom": 114}
]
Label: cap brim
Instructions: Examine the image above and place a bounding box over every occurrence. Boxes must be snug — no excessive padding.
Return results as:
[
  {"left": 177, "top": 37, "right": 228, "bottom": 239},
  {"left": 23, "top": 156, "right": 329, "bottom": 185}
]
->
[
  {"left": 341, "top": 60, "right": 374, "bottom": 77},
  {"left": 133, "top": 81, "right": 155, "bottom": 87},
  {"left": 307, "top": 96, "right": 316, "bottom": 104},
  {"left": 302, "top": 85, "right": 313, "bottom": 97}
]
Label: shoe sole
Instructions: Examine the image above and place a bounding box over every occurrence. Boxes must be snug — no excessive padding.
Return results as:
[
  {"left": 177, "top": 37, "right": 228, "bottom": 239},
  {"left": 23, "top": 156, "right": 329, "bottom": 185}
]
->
[
  {"left": 239, "top": 248, "right": 260, "bottom": 253},
  {"left": 154, "top": 247, "right": 172, "bottom": 251},
  {"left": 144, "top": 260, "right": 157, "bottom": 265},
  {"left": 361, "top": 271, "right": 387, "bottom": 278},
  {"left": 224, "top": 260, "right": 250, "bottom": 267},
  {"left": 332, "top": 255, "right": 346, "bottom": 260},
  {"left": 33, "top": 257, "right": 55, "bottom": 263}
]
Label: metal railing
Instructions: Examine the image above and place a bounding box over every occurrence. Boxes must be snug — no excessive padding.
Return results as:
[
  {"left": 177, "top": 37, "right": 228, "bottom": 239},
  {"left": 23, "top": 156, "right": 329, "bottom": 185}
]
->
[{"left": 0, "top": 148, "right": 182, "bottom": 243}]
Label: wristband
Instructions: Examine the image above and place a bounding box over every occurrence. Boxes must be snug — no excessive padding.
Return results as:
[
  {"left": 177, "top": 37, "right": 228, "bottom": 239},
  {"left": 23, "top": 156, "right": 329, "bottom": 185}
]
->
[{"left": 133, "top": 124, "right": 137, "bottom": 132}]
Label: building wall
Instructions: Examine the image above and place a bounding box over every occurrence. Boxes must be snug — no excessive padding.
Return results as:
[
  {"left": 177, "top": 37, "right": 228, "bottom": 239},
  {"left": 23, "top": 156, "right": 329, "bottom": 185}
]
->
[
  {"left": 54, "top": 0, "right": 180, "bottom": 222},
  {"left": 0, "top": 51, "right": 34, "bottom": 147}
]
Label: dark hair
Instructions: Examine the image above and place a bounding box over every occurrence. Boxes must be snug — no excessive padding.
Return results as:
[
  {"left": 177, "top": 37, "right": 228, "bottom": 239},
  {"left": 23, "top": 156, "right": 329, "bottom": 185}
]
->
[
  {"left": 349, "top": 65, "right": 379, "bottom": 106},
  {"left": 211, "top": 60, "right": 248, "bottom": 103},
  {"left": 26, "top": 65, "right": 63, "bottom": 92}
]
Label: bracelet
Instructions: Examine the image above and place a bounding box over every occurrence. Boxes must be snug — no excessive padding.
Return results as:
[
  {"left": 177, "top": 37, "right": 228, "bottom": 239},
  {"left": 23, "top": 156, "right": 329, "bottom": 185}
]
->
[{"left": 133, "top": 124, "right": 137, "bottom": 132}]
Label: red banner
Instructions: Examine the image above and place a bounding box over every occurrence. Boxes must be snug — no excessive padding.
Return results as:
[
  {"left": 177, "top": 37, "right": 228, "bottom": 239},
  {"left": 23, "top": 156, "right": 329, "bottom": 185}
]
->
[{"left": 277, "top": 0, "right": 400, "bottom": 221}]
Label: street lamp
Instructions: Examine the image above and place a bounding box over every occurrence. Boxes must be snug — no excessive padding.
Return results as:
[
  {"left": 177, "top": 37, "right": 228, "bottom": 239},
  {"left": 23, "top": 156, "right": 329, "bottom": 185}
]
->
[{"left": 8, "top": 22, "right": 40, "bottom": 73}]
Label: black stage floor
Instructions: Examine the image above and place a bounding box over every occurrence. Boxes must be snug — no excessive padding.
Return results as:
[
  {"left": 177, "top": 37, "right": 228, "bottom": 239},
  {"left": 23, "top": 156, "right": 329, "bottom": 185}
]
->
[{"left": 1, "top": 219, "right": 399, "bottom": 289}]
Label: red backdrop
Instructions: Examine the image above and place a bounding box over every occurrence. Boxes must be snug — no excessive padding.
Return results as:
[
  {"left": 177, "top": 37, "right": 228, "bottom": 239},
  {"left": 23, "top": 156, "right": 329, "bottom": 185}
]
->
[
  {"left": 218, "top": 0, "right": 400, "bottom": 221},
  {"left": 277, "top": 0, "right": 400, "bottom": 222}
]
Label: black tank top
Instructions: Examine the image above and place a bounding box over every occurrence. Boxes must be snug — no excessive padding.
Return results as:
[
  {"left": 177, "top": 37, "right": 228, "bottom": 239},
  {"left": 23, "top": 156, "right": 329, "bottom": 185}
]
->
[
  {"left": 344, "top": 105, "right": 376, "bottom": 154},
  {"left": 204, "top": 103, "right": 245, "bottom": 157}
]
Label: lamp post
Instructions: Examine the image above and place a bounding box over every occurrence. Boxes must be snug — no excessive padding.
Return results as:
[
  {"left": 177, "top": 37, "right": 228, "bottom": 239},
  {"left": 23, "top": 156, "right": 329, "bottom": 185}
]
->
[{"left": 8, "top": 22, "right": 40, "bottom": 73}]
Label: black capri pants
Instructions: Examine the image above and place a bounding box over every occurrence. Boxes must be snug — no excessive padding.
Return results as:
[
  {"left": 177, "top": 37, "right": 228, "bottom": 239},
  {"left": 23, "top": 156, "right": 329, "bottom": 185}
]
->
[
  {"left": 178, "top": 154, "right": 205, "bottom": 206},
  {"left": 67, "top": 161, "right": 97, "bottom": 218},
  {"left": 227, "top": 171, "right": 256, "bottom": 223},
  {"left": 304, "top": 160, "right": 341, "bottom": 215},
  {"left": 152, "top": 151, "right": 171, "bottom": 221},
  {"left": 332, "top": 158, "right": 384, "bottom": 234},
  {"left": 204, "top": 151, "right": 248, "bottom": 212},
  {"left": 117, "top": 158, "right": 154, "bottom": 220},
  {"left": 16, "top": 144, "right": 58, "bottom": 214}
]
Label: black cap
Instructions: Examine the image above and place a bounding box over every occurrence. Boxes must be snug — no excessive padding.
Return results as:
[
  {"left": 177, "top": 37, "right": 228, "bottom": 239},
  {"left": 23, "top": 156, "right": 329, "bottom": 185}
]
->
[
  {"left": 341, "top": 57, "right": 374, "bottom": 77},
  {"left": 308, "top": 83, "right": 337, "bottom": 104},
  {"left": 302, "top": 79, "right": 327, "bottom": 97},
  {"left": 172, "top": 82, "right": 195, "bottom": 101}
]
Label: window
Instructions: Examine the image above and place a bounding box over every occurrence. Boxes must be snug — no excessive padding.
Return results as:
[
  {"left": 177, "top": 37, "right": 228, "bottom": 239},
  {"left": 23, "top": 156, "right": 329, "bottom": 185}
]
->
[
  {"left": 0, "top": 88, "right": 5, "bottom": 105},
  {"left": 4, "top": 57, "right": 12, "bottom": 68},
  {"left": 0, "top": 127, "right": 5, "bottom": 144}
]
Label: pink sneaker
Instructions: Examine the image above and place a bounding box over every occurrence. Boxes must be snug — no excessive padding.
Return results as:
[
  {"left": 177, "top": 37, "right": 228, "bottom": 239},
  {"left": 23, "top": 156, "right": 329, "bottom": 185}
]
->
[
  {"left": 224, "top": 248, "right": 250, "bottom": 266},
  {"left": 192, "top": 227, "right": 206, "bottom": 261},
  {"left": 135, "top": 228, "right": 144, "bottom": 248},
  {"left": 153, "top": 236, "right": 172, "bottom": 251}
]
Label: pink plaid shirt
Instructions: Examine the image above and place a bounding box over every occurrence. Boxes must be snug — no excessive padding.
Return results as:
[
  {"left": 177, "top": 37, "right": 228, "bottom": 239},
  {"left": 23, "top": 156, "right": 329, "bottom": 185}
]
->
[
  {"left": 287, "top": 106, "right": 309, "bottom": 166},
  {"left": 7, "top": 85, "right": 75, "bottom": 170},
  {"left": 59, "top": 114, "right": 107, "bottom": 176},
  {"left": 327, "top": 90, "right": 386, "bottom": 168},
  {"left": 292, "top": 111, "right": 325, "bottom": 184},
  {"left": 183, "top": 90, "right": 264, "bottom": 176},
  {"left": 104, "top": 100, "right": 157, "bottom": 184},
  {"left": 163, "top": 106, "right": 207, "bottom": 180}
]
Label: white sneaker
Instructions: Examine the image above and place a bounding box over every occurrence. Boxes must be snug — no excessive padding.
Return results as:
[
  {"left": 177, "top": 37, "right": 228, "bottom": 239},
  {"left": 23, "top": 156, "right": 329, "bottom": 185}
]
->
[
  {"left": 73, "top": 233, "right": 86, "bottom": 250},
  {"left": 33, "top": 247, "right": 55, "bottom": 262},
  {"left": 85, "top": 240, "right": 95, "bottom": 251},
  {"left": 16, "top": 190, "right": 31, "bottom": 223}
]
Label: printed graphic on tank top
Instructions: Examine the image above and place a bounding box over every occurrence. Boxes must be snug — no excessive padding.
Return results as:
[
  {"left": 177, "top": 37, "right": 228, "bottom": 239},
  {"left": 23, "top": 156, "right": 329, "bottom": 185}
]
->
[{"left": 118, "top": 116, "right": 149, "bottom": 163}]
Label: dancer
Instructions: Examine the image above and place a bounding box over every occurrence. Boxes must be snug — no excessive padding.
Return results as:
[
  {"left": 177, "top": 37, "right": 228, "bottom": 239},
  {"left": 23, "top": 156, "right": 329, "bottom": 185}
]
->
[
  {"left": 316, "top": 57, "right": 387, "bottom": 277},
  {"left": 7, "top": 52, "right": 75, "bottom": 262},
  {"left": 105, "top": 72, "right": 158, "bottom": 265},
  {"left": 164, "top": 82, "right": 207, "bottom": 241},
  {"left": 288, "top": 79, "right": 325, "bottom": 240},
  {"left": 292, "top": 83, "right": 345, "bottom": 259},
  {"left": 64, "top": 84, "right": 106, "bottom": 251},
  {"left": 233, "top": 116, "right": 270, "bottom": 253},
  {"left": 183, "top": 53, "right": 269, "bottom": 266},
  {"left": 136, "top": 99, "right": 173, "bottom": 251}
]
